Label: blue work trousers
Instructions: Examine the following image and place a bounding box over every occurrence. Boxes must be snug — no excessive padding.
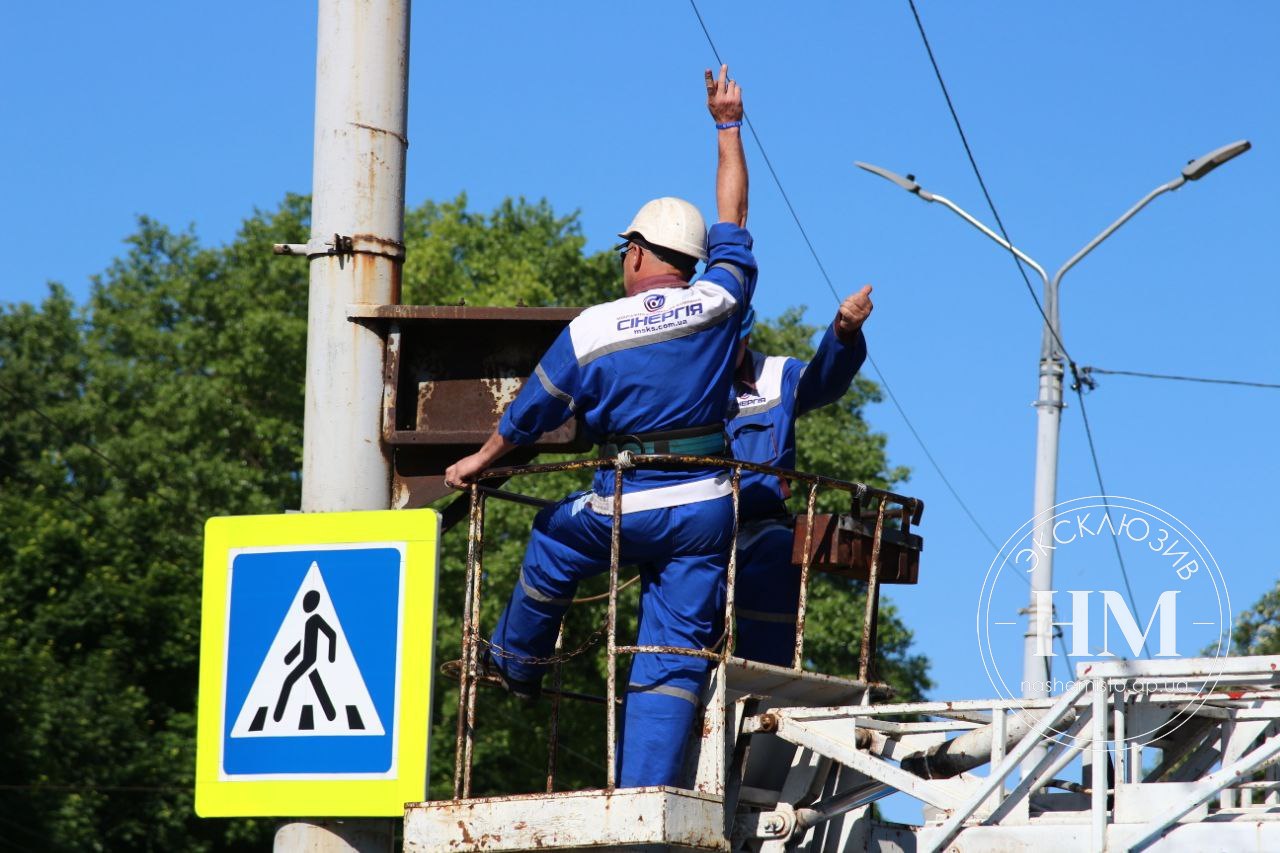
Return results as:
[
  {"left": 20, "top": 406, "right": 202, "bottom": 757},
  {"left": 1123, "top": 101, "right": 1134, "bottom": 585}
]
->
[
  {"left": 732, "top": 519, "right": 800, "bottom": 666},
  {"left": 490, "top": 490, "right": 734, "bottom": 788}
]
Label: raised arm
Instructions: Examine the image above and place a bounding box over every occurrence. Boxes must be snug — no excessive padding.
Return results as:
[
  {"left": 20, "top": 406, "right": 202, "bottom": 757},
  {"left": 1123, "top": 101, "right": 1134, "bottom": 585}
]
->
[
  {"left": 795, "top": 286, "right": 873, "bottom": 416},
  {"left": 706, "top": 64, "right": 747, "bottom": 227}
]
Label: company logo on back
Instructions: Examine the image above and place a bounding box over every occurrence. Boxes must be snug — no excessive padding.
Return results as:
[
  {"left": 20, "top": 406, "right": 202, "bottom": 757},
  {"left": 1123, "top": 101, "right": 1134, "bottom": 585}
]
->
[{"left": 616, "top": 300, "right": 705, "bottom": 334}]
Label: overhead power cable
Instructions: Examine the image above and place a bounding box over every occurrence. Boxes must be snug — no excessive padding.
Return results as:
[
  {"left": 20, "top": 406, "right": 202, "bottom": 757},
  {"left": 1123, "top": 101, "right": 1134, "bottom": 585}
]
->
[
  {"left": 1083, "top": 366, "right": 1280, "bottom": 391},
  {"left": 904, "top": 0, "right": 1072, "bottom": 364},
  {"left": 0, "top": 379, "right": 201, "bottom": 524},
  {"left": 905, "top": 0, "right": 1141, "bottom": 658},
  {"left": 1070, "top": 376, "right": 1146, "bottom": 657},
  {"left": 689, "top": 1, "right": 839, "bottom": 293},
  {"left": 686, "top": 0, "right": 1075, "bottom": 677},
  {"left": 0, "top": 381, "right": 140, "bottom": 485},
  {"left": 0, "top": 456, "right": 193, "bottom": 577},
  {"left": 687, "top": 1, "right": 1000, "bottom": 551}
]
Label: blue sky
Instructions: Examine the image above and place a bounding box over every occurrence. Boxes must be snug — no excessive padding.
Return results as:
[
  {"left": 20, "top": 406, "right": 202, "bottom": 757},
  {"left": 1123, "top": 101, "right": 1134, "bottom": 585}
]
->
[{"left": 4, "top": 0, "right": 1278, "bottom": 818}]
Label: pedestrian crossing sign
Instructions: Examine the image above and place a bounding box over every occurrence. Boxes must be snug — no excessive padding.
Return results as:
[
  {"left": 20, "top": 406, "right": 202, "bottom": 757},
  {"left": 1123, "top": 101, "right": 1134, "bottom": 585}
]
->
[{"left": 195, "top": 509, "right": 438, "bottom": 817}]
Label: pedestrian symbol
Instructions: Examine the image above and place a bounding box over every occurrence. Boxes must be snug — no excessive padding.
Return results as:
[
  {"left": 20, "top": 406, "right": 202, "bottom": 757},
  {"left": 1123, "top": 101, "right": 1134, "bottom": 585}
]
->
[{"left": 230, "top": 562, "right": 385, "bottom": 738}]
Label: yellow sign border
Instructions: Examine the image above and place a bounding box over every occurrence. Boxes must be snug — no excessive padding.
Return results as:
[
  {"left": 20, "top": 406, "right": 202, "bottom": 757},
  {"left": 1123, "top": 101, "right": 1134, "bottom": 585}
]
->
[{"left": 195, "top": 509, "right": 438, "bottom": 817}]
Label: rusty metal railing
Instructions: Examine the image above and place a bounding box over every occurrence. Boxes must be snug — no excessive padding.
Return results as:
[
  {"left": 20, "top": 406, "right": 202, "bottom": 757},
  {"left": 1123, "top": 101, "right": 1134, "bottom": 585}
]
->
[{"left": 451, "top": 453, "right": 923, "bottom": 798}]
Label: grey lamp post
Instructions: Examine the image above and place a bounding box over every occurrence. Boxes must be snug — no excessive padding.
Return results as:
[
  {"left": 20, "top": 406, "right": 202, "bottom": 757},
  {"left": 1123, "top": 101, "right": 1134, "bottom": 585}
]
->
[{"left": 854, "top": 140, "right": 1250, "bottom": 716}]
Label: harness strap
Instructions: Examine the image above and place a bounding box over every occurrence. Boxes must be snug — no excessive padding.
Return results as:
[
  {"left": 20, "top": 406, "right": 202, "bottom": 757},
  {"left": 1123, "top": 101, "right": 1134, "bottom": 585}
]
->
[{"left": 599, "top": 423, "right": 728, "bottom": 458}]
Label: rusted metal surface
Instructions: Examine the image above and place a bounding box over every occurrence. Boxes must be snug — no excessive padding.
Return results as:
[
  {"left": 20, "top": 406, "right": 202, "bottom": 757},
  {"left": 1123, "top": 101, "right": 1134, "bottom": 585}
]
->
[
  {"left": 791, "top": 512, "right": 923, "bottom": 584},
  {"left": 361, "top": 305, "right": 590, "bottom": 509},
  {"left": 452, "top": 485, "right": 479, "bottom": 798},
  {"left": 436, "top": 518, "right": 1280, "bottom": 853},
  {"left": 613, "top": 645, "right": 726, "bottom": 662},
  {"left": 546, "top": 625, "right": 564, "bottom": 793},
  {"left": 605, "top": 464, "right": 623, "bottom": 790},
  {"left": 478, "top": 454, "right": 923, "bottom": 513},
  {"left": 448, "top": 454, "right": 923, "bottom": 807},
  {"left": 402, "top": 787, "right": 731, "bottom": 852},
  {"left": 858, "top": 500, "right": 888, "bottom": 684},
  {"left": 456, "top": 487, "right": 488, "bottom": 800},
  {"left": 792, "top": 484, "right": 819, "bottom": 671},
  {"left": 724, "top": 469, "right": 741, "bottom": 657}
]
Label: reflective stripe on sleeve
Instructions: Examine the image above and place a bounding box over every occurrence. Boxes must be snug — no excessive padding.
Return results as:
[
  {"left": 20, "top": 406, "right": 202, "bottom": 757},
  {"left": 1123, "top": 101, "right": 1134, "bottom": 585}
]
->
[
  {"left": 534, "top": 364, "right": 576, "bottom": 413},
  {"left": 706, "top": 261, "right": 746, "bottom": 288}
]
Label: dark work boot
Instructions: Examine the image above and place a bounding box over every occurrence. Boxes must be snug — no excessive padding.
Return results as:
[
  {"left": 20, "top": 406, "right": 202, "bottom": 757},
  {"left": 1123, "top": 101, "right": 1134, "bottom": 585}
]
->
[{"left": 481, "top": 653, "right": 542, "bottom": 704}]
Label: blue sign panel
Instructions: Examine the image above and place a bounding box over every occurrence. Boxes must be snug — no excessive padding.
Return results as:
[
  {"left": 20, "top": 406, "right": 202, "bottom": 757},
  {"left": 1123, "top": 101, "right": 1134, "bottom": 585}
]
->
[{"left": 222, "top": 545, "right": 402, "bottom": 778}]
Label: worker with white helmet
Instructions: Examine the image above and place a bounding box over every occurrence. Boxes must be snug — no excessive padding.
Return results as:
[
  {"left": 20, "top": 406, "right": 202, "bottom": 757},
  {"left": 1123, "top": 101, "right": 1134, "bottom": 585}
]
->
[
  {"left": 444, "top": 65, "right": 754, "bottom": 787},
  {"left": 727, "top": 286, "right": 874, "bottom": 665}
]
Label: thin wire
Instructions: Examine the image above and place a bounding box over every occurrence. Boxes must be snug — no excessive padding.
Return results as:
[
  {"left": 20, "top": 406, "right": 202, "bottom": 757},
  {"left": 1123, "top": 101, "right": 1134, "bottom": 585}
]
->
[
  {"left": 0, "top": 457, "right": 123, "bottom": 531},
  {"left": 0, "top": 379, "right": 201, "bottom": 526},
  {"left": 904, "top": 0, "right": 1072, "bottom": 365},
  {"left": 1084, "top": 367, "right": 1280, "bottom": 390},
  {"left": 689, "top": 2, "right": 840, "bottom": 295},
  {"left": 0, "top": 381, "right": 138, "bottom": 487},
  {"left": 688, "top": 0, "right": 997, "bottom": 553},
  {"left": 0, "top": 812, "right": 55, "bottom": 853},
  {"left": 865, "top": 354, "right": 998, "bottom": 552},
  {"left": 687, "top": 0, "right": 1077, "bottom": 679},
  {"left": 1071, "top": 377, "right": 1146, "bottom": 658},
  {"left": 0, "top": 457, "right": 190, "bottom": 574},
  {"left": 903, "top": 0, "right": 1104, "bottom": 673}
]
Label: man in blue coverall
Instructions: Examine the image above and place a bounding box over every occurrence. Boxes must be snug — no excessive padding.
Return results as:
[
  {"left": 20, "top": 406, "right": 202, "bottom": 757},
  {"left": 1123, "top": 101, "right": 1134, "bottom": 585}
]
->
[
  {"left": 444, "top": 65, "right": 754, "bottom": 788},
  {"left": 728, "top": 286, "right": 874, "bottom": 665}
]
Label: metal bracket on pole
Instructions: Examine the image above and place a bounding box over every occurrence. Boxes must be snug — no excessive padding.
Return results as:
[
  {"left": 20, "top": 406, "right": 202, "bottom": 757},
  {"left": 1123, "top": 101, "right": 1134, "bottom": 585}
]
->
[{"left": 272, "top": 233, "right": 405, "bottom": 263}]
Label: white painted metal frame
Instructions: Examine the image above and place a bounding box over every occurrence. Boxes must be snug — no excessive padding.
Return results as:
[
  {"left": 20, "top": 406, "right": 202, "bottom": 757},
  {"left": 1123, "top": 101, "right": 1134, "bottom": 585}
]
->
[{"left": 406, "top": 655, "right": 1280, "bottom": 853}]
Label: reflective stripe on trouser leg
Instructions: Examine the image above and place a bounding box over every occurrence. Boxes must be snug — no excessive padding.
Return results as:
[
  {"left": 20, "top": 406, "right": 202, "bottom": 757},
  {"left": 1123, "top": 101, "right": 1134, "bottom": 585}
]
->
[
  {"left": 617, "top": 687, "right": 701, "bottom": 788},
  {"left": 733, "top": 521, "right": 800, "bottom": 666},
  {"left": 490, "top": 494, "right": 604, "bottom": 684}
]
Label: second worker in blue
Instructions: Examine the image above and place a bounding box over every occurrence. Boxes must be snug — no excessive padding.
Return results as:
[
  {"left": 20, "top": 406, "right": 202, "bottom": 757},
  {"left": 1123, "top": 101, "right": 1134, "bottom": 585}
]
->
[{"left": 727, "top": 285, "right": 874, "bottom": 666}]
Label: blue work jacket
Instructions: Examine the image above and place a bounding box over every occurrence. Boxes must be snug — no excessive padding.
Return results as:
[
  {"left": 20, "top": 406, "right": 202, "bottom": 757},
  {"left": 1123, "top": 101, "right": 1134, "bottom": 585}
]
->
[
  {"left": 728, "top": 324, "right": 867, "bottom": 519},
  {"left": 499, "top": 223, "right": 758, "bottom": 513}
]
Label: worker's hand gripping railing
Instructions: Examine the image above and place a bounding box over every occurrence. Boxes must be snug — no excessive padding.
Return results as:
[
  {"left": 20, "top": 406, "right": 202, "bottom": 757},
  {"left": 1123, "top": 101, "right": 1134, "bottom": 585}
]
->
[{"left": 450, "top": 454, "right": 923, "bottom": 798}]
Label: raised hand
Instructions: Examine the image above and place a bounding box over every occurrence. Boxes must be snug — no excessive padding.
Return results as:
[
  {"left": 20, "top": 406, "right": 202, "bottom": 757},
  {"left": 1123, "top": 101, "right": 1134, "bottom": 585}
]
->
[
  {"left": 705, "top": 64, "right": 743, "bottom": 124},
  {"left": 835, "top": 285, "right": 874, "bottom": 340}
]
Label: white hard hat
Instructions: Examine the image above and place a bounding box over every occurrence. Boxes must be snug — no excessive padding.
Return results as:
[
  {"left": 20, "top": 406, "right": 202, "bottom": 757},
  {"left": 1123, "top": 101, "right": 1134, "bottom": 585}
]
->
[{"left": 618, "top": 197, "right": 708, "bottom": 262}]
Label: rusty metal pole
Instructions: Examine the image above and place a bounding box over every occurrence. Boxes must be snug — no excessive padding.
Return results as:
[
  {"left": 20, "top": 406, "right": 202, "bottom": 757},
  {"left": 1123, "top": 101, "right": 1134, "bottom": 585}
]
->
[
  {"left": 791, "top": 485, "right": 820, "bottom": 670},
  {"left": 300, "top": 0, "right": 409, "bottom": 514},
  {"left": 284, "top": 0, "right": 410, "bottom": 850},
  {"left": 605, "top": 465, "right": 624, "bottom": 790},
  {"left": 454, "top": 486, "right": 482, "bottom": 798},
  {"left": 857, "top": 499, "right": 888, "bottom": 685}
]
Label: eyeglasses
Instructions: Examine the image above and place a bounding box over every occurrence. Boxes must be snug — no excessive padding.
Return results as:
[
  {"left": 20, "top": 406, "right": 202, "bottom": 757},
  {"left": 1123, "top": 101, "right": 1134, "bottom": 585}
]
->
[{"left": 614, "top": 241, "right": 633, "bottom": 265}]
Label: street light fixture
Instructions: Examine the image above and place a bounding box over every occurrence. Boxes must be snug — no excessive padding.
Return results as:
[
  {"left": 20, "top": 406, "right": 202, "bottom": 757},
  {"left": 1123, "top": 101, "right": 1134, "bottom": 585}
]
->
[
  {"left": 854, "top": 141, "right": 1250, "bottom": 717},
  {"left": 1183, "top": 139, "right": 1251, "bottom": 181}
]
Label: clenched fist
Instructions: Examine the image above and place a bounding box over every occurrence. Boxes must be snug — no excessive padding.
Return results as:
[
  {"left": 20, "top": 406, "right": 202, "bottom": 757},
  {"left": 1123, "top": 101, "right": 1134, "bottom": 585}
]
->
[{"left": 835, "top": 285, "right": 873, "bottom": 342}]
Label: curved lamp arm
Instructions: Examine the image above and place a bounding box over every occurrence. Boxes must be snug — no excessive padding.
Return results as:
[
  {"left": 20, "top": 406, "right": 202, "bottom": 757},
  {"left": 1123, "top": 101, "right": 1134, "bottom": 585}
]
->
[
  {"left": 1050, "top": 140, "right": 1252, "bottom": 334},
  {"left": 929, "top": 193, "right": 1051, "bottom": 289}
]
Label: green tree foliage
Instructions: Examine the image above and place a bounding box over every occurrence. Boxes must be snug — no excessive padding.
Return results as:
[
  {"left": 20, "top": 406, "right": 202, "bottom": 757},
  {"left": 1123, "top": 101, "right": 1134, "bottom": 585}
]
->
[
  {"left": 1, "top": 197, "right": 312, "bottom": 851},
  {"left": 1229, "top": 582, "right": 1280, "bottom": 656},
  {"left": 0, "top": 194, "right": 929, "bottom": 848}
]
